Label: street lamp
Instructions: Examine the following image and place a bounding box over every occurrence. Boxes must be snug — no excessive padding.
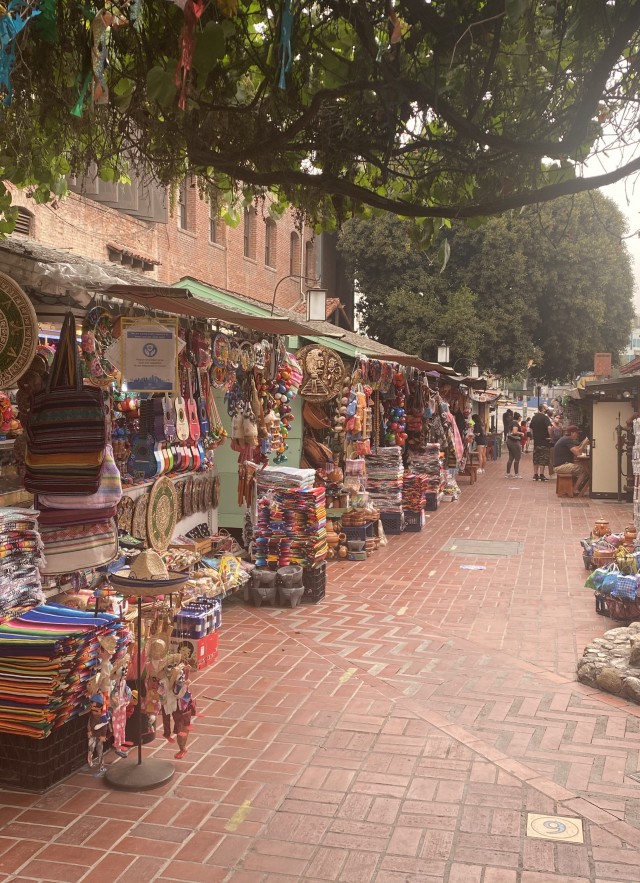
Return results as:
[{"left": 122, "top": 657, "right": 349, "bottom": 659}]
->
[
  {"left": 269, "top": 273, "right": 318, "bottom": 315},
  {"left": 453, "top": 357, "right": 480, "bottom": 379},
  {"left": 306, "top": 288, "right": 327, "bottom": 321}
]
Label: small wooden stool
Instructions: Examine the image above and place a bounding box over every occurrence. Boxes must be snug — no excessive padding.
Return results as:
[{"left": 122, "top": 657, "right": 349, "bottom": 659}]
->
[
  {"left": 556, "top": 473, "right": 574, "bottom": 497},
  {"left": 461, "top": 464, "right": 478, "bottom": 485}
]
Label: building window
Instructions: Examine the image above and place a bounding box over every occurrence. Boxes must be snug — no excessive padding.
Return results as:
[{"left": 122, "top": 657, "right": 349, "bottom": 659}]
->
[
  {"left": 13, "top": 207, "right": 33, "bottom": 236},
  {"left": 265, "top": 219, "right": 276, "bottom": 268},
  {"left": 290, "top": 231, "right": 300, "bottom": 277},
  {"left": 178, "top": 180, "right": 188, "bottom": 230},
  {"left": 304, "top": 240, "right": 314, "bottom": 282},
  {"left": 210, "top": 207, "right": 217, "bottom": 244},
  {"left": 243, "top": 207, "right": 256, "bottom": 259}
]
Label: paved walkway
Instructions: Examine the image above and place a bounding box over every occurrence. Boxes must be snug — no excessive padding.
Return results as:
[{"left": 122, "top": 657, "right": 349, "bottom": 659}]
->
[{"left": 2, "top": 456, "right": 640, "bottom": 882}]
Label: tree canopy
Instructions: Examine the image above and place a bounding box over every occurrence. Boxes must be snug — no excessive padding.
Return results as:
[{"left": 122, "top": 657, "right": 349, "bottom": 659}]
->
[
  {"left": 2, "top": 1, "right": 640, "bottom": 230},
  {"left": 337, "top": 192, "right": 635, "bottom": 381}
]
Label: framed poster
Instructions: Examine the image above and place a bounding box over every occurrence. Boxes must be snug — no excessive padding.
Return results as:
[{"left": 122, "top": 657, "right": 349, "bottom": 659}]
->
[{"left": 120, "top": 317, "right": 179, "bottom": 393}]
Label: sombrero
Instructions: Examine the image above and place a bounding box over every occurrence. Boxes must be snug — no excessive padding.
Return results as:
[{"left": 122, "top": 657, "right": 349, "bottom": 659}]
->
[{"left": 109, "top": 550, "right": 188, "bottom": 595}]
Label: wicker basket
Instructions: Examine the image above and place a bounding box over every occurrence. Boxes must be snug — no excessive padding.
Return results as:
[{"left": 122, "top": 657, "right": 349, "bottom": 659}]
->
[
  {"left": 592, "top": 548, "right": 616, "bottom": 567},
  {"left": 607, "top": 596, "right": 640, "bottom": 621}
]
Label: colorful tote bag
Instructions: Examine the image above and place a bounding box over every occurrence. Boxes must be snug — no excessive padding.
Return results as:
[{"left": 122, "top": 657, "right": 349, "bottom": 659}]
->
[
  {"left": 39, "top": 518, "right": 118, "bottom": 575},
  {"left": 38, "top": 445, "right": 123, "bottom": 509},
  {"left": 27, "top": 311, "right": 106, "bottom": 455}
]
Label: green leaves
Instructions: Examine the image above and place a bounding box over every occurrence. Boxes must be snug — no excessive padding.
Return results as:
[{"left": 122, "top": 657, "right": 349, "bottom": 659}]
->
[
  {"left": 146, "top": 62, "right": 178, "bottom": 109},
  {"left": 193, "top": 22, "right": 226, "bottom": 80}
]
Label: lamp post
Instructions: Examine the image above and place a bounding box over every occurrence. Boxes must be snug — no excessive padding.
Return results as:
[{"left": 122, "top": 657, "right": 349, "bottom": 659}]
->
[
  {"left": 452, "top": 358, "right": 480, "bottom": 379},
  {"left": 269, "top": 273, "right": 319, "bottom": 315}
]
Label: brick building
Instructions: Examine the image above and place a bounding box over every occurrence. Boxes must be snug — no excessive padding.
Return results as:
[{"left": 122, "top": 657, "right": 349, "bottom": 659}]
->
[{"left": 4, "top": 177, "right": 354, "bottom": 323}]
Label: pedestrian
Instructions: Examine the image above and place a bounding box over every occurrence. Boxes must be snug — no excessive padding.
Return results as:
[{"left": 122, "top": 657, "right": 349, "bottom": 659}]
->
[
  {"left": 473, "top": 415, "right": 487, "bottom": 472},
  {"left": 548, "top": 413, "right": 563, "bottom": 475},
  {"left": 521, "top": 417, "right": 531, "bottom": 453},
  {"left": 505, "top": 418, "right": 523, "bottom": 478},
  {"left": 530, "top": 404, "right": 552, "bottom": 481},
  {"left": 502, "top": 408, "right": 513, "bottom": 441},
  {"left": 553, "top": 424, "right": 590, "bottom": 491}
]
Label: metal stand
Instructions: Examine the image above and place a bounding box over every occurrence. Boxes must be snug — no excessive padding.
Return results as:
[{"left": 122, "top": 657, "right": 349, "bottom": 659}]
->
[{"left": 106, "top": 597, "right": 175, "bottom": 791}]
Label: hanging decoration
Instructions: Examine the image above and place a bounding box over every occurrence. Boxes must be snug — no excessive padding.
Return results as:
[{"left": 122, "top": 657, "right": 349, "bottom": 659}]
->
[
  {"left": 297, "top": 343, "right": 344, "bottom": 403},
  {"left": 0, "top": 1, "right": 41, "bottom": 106},
  {"left": 175, "top": 0, "right": 205, "bottom": 111},
  {"left": 0, "top": 271, "right": 38, "bottom": 388},
  {"left": 278, "top": 0, "right": 293, "bottom": 90},
  {"left": 90, "top": 4, "right": 129, "bottom": 107}
]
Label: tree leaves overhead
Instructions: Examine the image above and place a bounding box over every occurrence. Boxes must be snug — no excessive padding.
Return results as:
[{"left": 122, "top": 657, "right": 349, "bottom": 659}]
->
[
  {"left": 1, "top": 1, "right": 640, "bottom": 228},
  {"left": 338, "top": 193, "right": 635, "bottom": 381}
]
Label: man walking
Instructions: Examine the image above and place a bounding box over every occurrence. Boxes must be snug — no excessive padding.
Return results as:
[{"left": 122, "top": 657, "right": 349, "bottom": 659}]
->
[{"left": 530, "top": 404, "right": 552, "bottom": 481}]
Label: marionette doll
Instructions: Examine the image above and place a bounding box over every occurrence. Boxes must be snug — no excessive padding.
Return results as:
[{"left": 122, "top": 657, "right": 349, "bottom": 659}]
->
[
  {"left": 87, "top": 693, "right": 110, "bottom": 773},
  {"left": 172, "top": 664, "right": 197, "bottom": 759},
  {"left": 159, "top": 655, "right": 192, "bottom": 758},
  {"left": 109, "top": 655, "right": 132, "bottom": 757}
]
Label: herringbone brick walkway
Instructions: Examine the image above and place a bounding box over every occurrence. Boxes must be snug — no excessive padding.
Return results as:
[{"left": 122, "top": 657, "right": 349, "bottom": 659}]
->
[{"left": 1, "top": 454, "right": 639, "bottom": 881}]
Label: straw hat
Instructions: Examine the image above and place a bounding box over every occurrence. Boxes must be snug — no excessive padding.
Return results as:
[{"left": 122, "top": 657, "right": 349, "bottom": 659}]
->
[{"left": 109, "top": 550, "right": 189, "bottom": 594}]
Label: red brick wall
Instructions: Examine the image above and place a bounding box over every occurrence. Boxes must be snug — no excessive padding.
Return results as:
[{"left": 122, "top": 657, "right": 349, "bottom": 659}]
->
[{"left": 6, "top": 183, "right": 316, "bottom": 311}]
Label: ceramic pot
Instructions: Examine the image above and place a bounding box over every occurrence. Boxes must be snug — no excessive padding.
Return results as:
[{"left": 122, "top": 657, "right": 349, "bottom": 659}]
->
[
  {"left": 278, "top": 565, "right": 303, "bottom": 588},
  {"left": 624, "top": 525, "right": 637, "bottom": 544},
  {"left": 338, "top": 545, "right": 348, "bottom": 559},
  {"left": 347, "top": 539, "right": 365, "bottom": 552},
  {"left": 278, "top": 585, "right": 304, "bottom": 608},
  {"left": 593, "top": 519, "right": 610, "bottom": 538}
]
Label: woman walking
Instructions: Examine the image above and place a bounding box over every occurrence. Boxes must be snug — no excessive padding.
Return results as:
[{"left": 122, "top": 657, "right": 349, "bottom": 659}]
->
[{"left": 506, "top": 417, "right": 524, "bottom": 478}]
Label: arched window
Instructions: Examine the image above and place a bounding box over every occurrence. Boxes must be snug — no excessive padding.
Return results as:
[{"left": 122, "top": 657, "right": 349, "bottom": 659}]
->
[
  {"left": 290, "top": 231, "right": 300, "bottom": 277},
  {"left": 14, "top": 207, "right": 33, "bottom": 236},
  {"left": 243, "top": 207, "right": 256, "bottom": 259},
  {"left": 304, "top": 240, "right": 314, "bottom": 282},
  {"left": 264, "top": 219, "right": 277, "bottom": 268}
]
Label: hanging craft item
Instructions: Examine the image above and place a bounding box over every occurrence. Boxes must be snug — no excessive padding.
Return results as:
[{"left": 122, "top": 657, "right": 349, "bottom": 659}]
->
[
  {"left": 81, "top": 306, "right": 118, "bottom": 387},
  {"left": 0, "top": 1, "right": 41, "bottom": 106},
  {"left": 132, "top": 493, "right": 148, "bottom": 541},
  {"left": 297, "top": 343, "right": 344, "bottom": 403},
  {"left": 117, "top": 495, "right": 134, "bottom": 534},
  {"left": 0, "top": 271, "right": 38, "bottom": 388},
  {"left": 90, "top": 5, "right": 129, "bottom": 107},
  {"left": 175, "top": 0, "right": 205, "bottom": 111},
  {"left": 278, "top": 0, "right": 293, "bottom": 89},
  {"left": 147, "top": 475, "right": 178, "bottom": 552}
]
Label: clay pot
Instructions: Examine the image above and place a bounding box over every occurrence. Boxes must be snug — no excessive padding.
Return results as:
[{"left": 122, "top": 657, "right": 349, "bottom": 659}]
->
[
  {"left": 338, "top": 545, "right": 348, "bottom": 560},
  {"left": 624, "top": 525, "right": 637, "bottom": 544},
  {"left": 593, "top": 519, "right": 610, "bottom": 538},
  {"left": 278, "top": 585, "right": 304, "bottom": 608}
]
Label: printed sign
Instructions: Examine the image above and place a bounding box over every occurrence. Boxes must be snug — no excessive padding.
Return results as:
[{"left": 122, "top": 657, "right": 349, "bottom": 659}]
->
[{"left": 120, "top": 318, "right": 178, "bottom": 392}]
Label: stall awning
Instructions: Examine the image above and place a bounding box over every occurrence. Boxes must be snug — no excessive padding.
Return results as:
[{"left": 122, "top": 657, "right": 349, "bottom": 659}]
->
[
  {"left": 371, "top": 352, "right": 456, "bottom": 374},
  {"left": 105, "top": 285, "right": 328, "bottom": 337}
]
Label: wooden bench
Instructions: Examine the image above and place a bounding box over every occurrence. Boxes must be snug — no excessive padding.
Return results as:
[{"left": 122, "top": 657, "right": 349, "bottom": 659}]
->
[{"left": 556, "top": 473, "right": 575, "bottom": 497}]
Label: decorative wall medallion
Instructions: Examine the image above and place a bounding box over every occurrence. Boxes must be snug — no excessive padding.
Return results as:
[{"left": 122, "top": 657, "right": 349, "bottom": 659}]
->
[
  {"left": 297, "top": 344, "right": 344, "bottom": 403},
  {"left": 147, "top": 476, "right": 178, "bottom": 552},
  {"left": 0, "top": 272, "right": 38, "bottom": 388}
]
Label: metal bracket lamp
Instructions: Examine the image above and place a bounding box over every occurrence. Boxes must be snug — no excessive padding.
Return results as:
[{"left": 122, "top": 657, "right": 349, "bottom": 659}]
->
[{"left": 452, "top": 357, "right": 480, "bottom": 379}]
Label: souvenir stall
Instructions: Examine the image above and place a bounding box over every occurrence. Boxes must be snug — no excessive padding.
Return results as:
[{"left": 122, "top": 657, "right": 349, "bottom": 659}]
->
[{"left": 0, "top": 270, "right": 326, "bottom": 789}]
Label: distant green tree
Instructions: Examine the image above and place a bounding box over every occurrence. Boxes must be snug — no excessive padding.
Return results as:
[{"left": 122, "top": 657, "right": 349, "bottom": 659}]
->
[{"left": 338, "top": 193, "right": 634, "bottom": 380}]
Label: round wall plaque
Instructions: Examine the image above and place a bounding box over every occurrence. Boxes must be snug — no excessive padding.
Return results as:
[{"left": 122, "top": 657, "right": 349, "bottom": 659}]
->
[
  {"left": 0, "top": 272, "right": 38, "bottom": 388},
  {"left": 147, "top": 476, "right": 178, "bottom": 552}
]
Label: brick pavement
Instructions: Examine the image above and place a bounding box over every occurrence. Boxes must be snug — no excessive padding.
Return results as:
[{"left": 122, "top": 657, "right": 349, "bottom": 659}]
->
[{"left": 1, "top": 454, "right": 640, "bottom": 881}]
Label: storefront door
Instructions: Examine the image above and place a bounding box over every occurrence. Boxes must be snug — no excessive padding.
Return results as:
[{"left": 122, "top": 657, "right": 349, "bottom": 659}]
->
[{"left": 591, "top": 400, "right": 634, "bottom": 497}]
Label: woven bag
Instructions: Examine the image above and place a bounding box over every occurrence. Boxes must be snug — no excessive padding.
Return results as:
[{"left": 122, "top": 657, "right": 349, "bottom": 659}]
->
[{"left": 27, "top": 311, "right": 106, "bottom": 455}]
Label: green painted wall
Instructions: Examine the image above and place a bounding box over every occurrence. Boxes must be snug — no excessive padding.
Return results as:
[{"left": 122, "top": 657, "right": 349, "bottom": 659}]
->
[{"left": 212, "top": 388, "right": 303, "bottom": 530}]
